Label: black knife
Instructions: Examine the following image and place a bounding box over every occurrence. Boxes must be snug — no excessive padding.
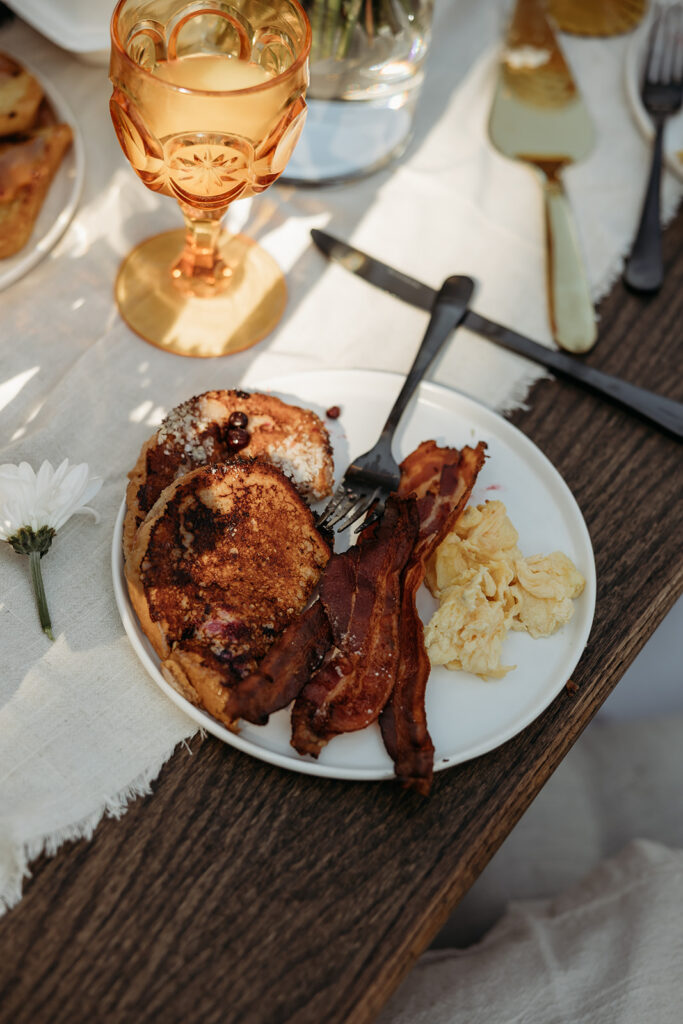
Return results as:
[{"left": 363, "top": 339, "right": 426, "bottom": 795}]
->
[{"left": 311, "top": 229, "right": 683, "bottom": 440}]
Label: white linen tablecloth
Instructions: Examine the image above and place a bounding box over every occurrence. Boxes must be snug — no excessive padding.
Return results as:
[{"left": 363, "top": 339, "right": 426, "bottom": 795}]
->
[
  {"left": 1, "top": 0, "right": 681, "bottom": 913},
  {"left": 379, "top": 837, "right": 683, "bottom": 1024}
]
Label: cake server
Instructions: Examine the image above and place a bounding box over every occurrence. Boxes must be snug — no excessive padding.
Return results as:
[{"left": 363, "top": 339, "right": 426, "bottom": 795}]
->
[{"left": 488, "top": 0, "right": 596, "bottom": 353}]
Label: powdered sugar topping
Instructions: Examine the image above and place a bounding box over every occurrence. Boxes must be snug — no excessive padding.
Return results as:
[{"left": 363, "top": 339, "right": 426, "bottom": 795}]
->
[
  {"left": 267, "top": 436, "right": 328, "bottom": 500},
  {"left": 156, "top": 397, "right": 217, "bottom": 464}
]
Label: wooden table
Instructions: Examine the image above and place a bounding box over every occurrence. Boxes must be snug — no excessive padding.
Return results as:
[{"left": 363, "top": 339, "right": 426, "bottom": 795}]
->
[{"left": 1, "top": 214, "right": 681, "bottom": 1024}]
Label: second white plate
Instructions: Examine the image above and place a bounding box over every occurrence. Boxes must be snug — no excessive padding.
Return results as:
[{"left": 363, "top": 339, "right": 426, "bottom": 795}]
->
[
  {"left": 2, "top": 1, "right": 111, "bottom": 60},
  {"left": 112, "top": 369, "right": 596, "bottom": 782},
  {"left": 0, "top": 56, "right": 85, "bottom": 291}
]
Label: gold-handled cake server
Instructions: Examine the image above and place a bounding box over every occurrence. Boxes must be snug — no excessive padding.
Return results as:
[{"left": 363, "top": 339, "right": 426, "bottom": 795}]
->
[{"left": 489, "top": 0, "right": 597, "bottom": 353}]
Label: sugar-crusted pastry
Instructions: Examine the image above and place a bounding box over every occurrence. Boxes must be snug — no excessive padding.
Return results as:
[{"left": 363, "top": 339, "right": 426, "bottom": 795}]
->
[
  {"left": 123, "top": 389, "right": 334, "bottom": 567},
  {"left": 126, "top": 459, "right": 330, "bottom": 729}
]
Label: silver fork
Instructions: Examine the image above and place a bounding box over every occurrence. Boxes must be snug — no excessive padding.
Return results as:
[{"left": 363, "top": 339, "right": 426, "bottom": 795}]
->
[
  {"left": 317, "top": 275, "right": 475, "bottom": 534},
  {"left": 624, "top": 3, "right": 683, "bottom": 292}
]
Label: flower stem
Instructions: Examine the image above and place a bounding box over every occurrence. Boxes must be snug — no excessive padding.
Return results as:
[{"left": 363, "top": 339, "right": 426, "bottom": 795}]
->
[{"left": 29, "top": 549, "right": 54, "bottom": 641}]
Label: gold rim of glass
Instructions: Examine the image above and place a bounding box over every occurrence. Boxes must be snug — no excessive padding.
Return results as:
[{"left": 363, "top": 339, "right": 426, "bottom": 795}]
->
[{"left": 110, "top": 0, "right": 312, "bottom": 96}]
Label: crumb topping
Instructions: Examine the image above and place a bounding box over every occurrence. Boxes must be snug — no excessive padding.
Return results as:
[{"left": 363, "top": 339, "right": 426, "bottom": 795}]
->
[
  {"left": 156, "top": 397, "right": 216, "bottom": 463},
  {"left": 267, "top": 436, "right": 327, "bottom": 498}
]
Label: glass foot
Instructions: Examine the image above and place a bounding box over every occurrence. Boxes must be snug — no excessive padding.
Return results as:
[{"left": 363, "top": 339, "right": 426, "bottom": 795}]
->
[{"left": 115, "top": 229, "right": 287, "bottom": 357}]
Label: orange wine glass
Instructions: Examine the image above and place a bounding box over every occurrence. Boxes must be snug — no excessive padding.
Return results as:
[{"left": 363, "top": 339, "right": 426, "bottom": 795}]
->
[{"left": 110, "top": 0, "right": 311, "bottom": 357}]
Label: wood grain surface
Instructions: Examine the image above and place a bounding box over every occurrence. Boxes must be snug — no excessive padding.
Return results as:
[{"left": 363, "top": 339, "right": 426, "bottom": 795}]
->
[{"left": 1, "top": 216, "right": 681, "bottom": 1024}]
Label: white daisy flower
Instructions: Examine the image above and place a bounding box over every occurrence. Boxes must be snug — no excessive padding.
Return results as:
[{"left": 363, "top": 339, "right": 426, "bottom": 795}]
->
[{"left": 0, "top": 460, "right": 103, "bottom": 640}]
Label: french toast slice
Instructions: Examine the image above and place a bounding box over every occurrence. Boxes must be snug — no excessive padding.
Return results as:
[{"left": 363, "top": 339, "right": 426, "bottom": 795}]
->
[
  {"left": 0, "top": 122, "right": 73, "bottom": 258},
  {"left": 127, "top": 459, "right": 330, "bottom": 729},
  {"left": 123, "top": 389, "right": 334, "bottom": 567},
  {"left": 0, "top": 54, "right": 43, "bottom": 136}
]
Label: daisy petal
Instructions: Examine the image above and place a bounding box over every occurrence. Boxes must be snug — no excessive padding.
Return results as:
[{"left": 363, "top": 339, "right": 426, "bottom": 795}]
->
[{"left": 0, "top": 458, "right": 102, "bottom": 536}]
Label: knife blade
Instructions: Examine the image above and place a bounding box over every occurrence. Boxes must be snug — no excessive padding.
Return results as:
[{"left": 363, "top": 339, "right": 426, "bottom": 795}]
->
[
  {"left": 310, "top": 229, "right": 683, "bottom": 440},
  {"left": 488, "top": 0, "right": 596, "bottom": 353}
]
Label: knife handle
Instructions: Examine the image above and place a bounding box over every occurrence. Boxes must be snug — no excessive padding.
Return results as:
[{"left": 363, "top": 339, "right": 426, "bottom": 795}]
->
[{"left": 543, "top": 174, "right": 597, "bottom": 354}]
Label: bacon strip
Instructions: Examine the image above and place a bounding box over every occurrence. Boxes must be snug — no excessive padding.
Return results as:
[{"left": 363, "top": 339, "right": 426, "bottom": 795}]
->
[
  {"left": 291, "top": 496, "right": 419, "bottom": 757},
  {"left": 227, "top": 601, "right": 333, "bottom": 725},
  {"left": 380, "top": 560, "right": 434, "bottom": 793},
  {"left": 380, "top": 441, "right": 487, "bottom": 795},
  {"left": 223, "top": 439, "right": 485, "bottom": 794}
]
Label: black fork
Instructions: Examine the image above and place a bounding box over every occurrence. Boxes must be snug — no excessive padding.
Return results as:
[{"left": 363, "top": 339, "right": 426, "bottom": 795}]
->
[
  {"left": 624, "top": 3, "right": 683, "bottom": 292},
  {"left": 317, "top": 275, "right": 475, "bottom": 534}
]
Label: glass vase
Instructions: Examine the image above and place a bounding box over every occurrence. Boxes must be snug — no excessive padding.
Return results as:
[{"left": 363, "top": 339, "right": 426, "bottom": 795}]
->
[{"left": 283, "top": 0, "right": 434, "bottom": 184}]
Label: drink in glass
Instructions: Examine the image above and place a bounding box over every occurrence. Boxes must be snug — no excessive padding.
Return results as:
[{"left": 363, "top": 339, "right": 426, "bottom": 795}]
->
[{"left": 110, "top": 0, "right": 311, "bottom": 356}]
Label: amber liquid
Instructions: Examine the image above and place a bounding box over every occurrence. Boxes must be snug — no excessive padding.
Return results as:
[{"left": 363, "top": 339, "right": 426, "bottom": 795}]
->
[
  {"left": 151, "top": 52, "right": 272, "bottom": 91},
  {"left": 144, "top": 53, "right": 286, "bottom": 206},
  {"left": 108, "top": 0, "right": 309, "bottom": 355}
]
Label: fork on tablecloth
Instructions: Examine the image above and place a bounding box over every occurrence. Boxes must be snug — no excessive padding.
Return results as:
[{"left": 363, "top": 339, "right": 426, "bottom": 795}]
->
[
  {"left": 624, "top": 3, "right": 683, "bottom": 292},
  {"left": 317, "top": 276, "right": 474, "bottom": 535}
]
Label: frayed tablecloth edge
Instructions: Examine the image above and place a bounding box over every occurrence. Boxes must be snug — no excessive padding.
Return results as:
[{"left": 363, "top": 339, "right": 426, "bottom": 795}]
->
[{"left": 0, "top": 733, "right": 198, "bottom": 916}]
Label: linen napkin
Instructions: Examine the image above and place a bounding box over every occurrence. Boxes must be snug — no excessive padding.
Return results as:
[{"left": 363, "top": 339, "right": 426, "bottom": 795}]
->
[
  {"left": 377, "top": 839, "right": 683, "bottom": 1024},
  {"left": 1, "top": 0, "right": 681, "bottom": 913}
]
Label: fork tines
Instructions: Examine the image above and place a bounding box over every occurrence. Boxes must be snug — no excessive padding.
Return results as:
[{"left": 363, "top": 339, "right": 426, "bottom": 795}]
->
[
  {"left": 644, "top": 4, "right": 683, "bottom": 98},
  {"left": 624, "top": 3, "right": 683, "bottom": 291},
  {"left": 316, "top": 486, "right": 382, "bottom": 533}
]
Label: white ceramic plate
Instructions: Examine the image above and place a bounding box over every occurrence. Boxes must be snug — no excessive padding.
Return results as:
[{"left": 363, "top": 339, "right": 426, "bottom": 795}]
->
[
  {"left": 624, "top": 13, "right": 683, "bottom": 181},
  {"left": 0, "top": 58, "right": 85, "bottom": 291},
  {"left": 3, "top": 1, "right": 111, "bottom": 60},
  {"left": 112, "top": 369, "right": 596, "bottom": 781}
]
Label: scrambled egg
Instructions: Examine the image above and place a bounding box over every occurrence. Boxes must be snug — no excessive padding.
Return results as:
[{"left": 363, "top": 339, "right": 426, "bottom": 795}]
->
[{"left": 424, "top": 501, "right": 585, "bottom": 679}]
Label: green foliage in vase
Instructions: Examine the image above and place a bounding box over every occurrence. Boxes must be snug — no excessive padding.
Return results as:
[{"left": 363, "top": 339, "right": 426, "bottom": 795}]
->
[{"left": 303, "top": 0, "right": 423, "bottom": 62}]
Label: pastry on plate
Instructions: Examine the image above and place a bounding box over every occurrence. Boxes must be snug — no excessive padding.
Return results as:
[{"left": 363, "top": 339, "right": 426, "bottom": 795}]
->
[
  {"left": 0, "top": 52, "right": 74, "bottom": 260},
  {"left": 0, "top": 122, "right": 73, "bottom": 258},
  {"left": 0, "top": 53, "right": 43, "bottom": 135},
  {"left": 123, "top": 389, "right": 334, "bottom": 567},
  {"left": 126, "top": 459, "right": 331, "bottom": 728}
]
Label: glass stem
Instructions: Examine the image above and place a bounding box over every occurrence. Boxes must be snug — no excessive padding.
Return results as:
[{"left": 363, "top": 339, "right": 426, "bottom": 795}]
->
[
  {"left": 172, "top": 204, "right": 232, "bottom": 296},
  {"left": 29, "top": 550, "right": 54, "bottom": 641}
]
